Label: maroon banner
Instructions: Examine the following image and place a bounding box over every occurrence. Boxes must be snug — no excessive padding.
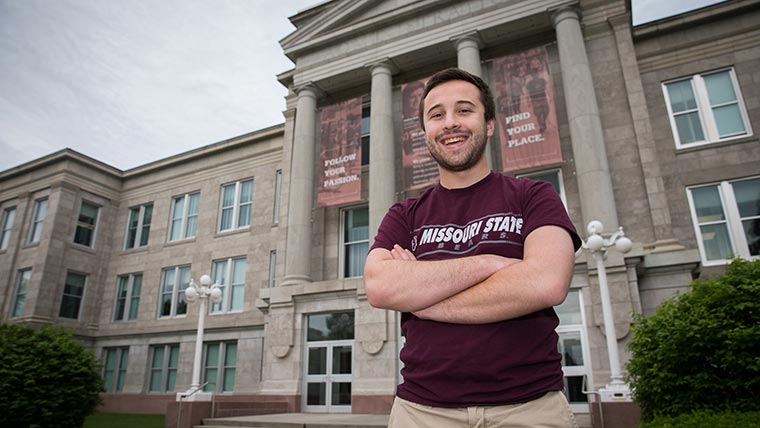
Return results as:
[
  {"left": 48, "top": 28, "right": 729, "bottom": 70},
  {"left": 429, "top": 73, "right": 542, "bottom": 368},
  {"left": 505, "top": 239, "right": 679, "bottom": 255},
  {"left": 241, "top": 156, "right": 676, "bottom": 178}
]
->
[
  {"left": 493, "top": 47, "right": 562, "bottom": 172},
  {"left": 401, "top": 78, "right": 439, "bottom": 191},
  {"left": 317, "top": 97, "right": 362, "bottom": 207}
]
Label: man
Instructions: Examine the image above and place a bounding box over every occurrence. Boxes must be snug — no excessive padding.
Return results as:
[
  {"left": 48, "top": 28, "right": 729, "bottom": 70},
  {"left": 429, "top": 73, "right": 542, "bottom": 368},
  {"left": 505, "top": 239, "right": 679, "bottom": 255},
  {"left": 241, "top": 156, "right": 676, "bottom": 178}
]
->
[{"left": 364, "top": 68, "right": 581, "bottom": 427}]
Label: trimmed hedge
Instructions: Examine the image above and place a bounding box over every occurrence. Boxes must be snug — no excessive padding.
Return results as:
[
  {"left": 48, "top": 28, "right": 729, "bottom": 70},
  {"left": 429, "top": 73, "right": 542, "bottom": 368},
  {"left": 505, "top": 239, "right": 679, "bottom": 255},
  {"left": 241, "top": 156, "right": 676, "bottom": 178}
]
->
[
  {"left": 640, "top": 410, "right": 760, "bottom": 428},
  {"left": 626, "top": 258, "right": 760, "bottom": 421},
  {"left": 0, "top": 323, "right": 103, "bottom": 428}
]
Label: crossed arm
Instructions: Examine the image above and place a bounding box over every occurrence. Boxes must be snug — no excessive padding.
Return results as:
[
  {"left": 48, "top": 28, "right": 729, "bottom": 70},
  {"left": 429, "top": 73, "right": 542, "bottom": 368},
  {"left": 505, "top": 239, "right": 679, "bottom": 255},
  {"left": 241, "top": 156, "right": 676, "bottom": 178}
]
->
[{"left": 363, "top": 225, "right": 576, "bottom": 324}]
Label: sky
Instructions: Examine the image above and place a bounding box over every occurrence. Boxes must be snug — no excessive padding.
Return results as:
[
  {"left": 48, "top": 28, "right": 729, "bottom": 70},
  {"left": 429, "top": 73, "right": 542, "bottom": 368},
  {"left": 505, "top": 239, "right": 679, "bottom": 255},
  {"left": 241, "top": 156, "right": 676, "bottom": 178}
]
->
[{"left": 0, "top": 0, "right": 728, "bottom": 173}]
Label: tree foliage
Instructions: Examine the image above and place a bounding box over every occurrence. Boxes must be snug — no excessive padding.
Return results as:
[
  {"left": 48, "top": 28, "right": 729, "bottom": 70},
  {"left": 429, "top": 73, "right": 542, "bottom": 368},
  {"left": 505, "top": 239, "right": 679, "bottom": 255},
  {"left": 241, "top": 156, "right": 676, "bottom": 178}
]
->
[
  {"left": 626, "top": 258, "right": 760, "bottom": 421},
  {"left": 0, "top": 323, "right": 103, "bottom": 428}
]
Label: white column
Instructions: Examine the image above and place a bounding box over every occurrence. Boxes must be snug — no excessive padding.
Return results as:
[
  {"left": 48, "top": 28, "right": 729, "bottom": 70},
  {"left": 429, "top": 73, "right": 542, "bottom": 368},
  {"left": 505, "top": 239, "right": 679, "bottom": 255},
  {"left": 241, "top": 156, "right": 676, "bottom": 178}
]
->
[
  {"left": 454, "top": 33, "right": 492, "bottom": 169},
  {"left": 552, "top": 7, "right": 618, "bottom": 228},
  {"left": 368, "top": 61, "right": 396, "bottom": 245},
  {"left": 455, "top": 34, "right": 483, "bottom": 77},
  {"left": 282, "top": 84, "right": 317, "bottom": 286}
]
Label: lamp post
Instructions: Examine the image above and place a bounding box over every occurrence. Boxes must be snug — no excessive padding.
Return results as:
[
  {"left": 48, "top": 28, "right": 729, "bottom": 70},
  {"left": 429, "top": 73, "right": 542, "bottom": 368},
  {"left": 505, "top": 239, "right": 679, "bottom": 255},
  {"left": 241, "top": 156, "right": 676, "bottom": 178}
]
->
[
  {"left": 583, "top": 220, "right": 633, "bottom": 401},
  {"left": 177, "top": 274, "right": 222, "bottom": 401}
]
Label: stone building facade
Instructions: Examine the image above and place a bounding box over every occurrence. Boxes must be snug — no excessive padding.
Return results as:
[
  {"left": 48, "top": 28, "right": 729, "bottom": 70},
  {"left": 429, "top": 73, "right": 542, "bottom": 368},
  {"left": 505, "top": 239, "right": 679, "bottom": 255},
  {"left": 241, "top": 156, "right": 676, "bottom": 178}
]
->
[{"left": 1, "top": 0, "right": 758, "bottom": 426}]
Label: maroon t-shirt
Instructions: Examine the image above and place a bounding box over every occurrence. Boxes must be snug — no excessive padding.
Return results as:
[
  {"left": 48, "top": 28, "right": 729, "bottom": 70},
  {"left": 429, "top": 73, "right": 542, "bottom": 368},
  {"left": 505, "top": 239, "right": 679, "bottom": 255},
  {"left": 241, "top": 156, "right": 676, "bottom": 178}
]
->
[{"left": 371, "top": 171, "right": 582, "bottom": 407}]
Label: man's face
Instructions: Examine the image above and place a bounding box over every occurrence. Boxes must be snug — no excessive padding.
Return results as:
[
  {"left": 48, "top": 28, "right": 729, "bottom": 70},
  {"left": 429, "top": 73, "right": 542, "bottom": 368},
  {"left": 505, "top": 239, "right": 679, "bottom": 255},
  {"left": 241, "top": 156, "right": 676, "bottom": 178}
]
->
[{"left": 421, "top": 80, "right": 494, "bottom": 172}]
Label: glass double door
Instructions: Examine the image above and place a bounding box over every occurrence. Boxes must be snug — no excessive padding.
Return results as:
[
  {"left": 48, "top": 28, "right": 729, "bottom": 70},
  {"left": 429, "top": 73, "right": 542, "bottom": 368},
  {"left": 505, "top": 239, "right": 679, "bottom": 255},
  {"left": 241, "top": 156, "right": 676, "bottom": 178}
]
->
[{"left": 305, "top": 340, "right": 353, "bottom": 412}]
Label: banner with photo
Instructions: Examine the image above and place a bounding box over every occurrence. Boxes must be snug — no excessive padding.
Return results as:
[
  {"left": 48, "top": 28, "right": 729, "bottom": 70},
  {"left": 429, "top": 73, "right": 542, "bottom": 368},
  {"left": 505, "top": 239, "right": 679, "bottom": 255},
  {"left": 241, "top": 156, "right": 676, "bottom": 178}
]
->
[
  {"left": 492, "top": 46, "right": 562, "bottom": 172},
  {"left": 317, "top": 97, "right": 363, "bottom": 207},
  {"left": 401, "top": 78, "right": 439, "bottom": 191}
]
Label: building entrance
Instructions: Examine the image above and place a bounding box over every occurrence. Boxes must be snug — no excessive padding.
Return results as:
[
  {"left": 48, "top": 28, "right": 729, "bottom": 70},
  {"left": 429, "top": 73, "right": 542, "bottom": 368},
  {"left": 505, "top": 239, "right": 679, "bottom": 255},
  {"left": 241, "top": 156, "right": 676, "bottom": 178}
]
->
[{"left": 303, "top": 311, "right": 354, "bottom": 413}]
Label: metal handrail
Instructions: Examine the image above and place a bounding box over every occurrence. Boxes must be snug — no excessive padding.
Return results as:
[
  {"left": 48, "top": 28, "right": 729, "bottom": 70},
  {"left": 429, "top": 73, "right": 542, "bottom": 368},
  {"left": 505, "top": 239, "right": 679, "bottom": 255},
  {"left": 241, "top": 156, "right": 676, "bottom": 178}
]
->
[{"left": 177, "top": 382, "right": 214, "bottom": 428}]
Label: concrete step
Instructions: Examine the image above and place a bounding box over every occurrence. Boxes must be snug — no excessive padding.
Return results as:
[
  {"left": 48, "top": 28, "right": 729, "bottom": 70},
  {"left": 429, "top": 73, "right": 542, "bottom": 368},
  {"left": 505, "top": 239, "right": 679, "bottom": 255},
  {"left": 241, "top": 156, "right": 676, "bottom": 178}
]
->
[{"left": 197, "top": 413, "right": 389, "bottom": 428}]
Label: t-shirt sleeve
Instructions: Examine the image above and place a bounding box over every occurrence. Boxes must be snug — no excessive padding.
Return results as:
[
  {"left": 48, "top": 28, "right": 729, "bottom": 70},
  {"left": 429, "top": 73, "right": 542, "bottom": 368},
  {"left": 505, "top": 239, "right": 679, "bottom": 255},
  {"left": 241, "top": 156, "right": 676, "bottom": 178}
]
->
[
  {"left": 371, "top": 202, "right": 414, "bottom": 252},
  {"left": 520, "top": 180, "right": 582, "bottom": 251}
]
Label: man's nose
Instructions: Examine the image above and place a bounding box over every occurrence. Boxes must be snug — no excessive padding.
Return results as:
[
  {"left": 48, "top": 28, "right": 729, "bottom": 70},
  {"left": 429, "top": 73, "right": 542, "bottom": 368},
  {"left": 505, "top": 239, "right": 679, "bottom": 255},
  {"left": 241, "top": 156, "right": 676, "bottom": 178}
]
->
[{"left": 443, "top": 114, "right": 460, "bottom": 130}]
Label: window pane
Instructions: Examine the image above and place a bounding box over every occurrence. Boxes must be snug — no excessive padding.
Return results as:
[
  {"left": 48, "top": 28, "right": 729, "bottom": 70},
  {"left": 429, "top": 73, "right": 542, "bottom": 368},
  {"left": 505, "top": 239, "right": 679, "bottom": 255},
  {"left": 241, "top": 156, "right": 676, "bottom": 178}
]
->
[
  {"left": 237, "top": 204, "right": 251, "bottom": 228},
  {"left": 115, "top": 276, "right": 128, "bottom": 321},
  {"left": 140, "top": 205, "right": 152, "bottom": 246},
  {"left": 558, "top": 331, "right": 584, "bottom": 366},
  {"left": 332, "top": 382, "right": 352, "bottom": 406},
  {"left": 736, "top": 178, "right": 760, "bottom": 256},
  {"left": 332, "top": 346, "right": 352, "bottom": 375},
  {"left": 703, "top": 71, "right": 737, "bottom": 105},
  {"left": 563, "top": 376, "right": 588, "bottom": 404},
  {"left": 222, "top": 185, "right": 235, "bottom": 208},
  {"left": 12, "top": 270, "right": 31, "bottom": 318},
  {"left": 239, "top": 180, "right": 253, "bottom": 204},
  {"left": 170, "top": 197, "right": 184, "bottom": 240},
  {"left": 177, "top": 267, "right": 190, "bottom": 315},
  {"left": 555, "top": 289, "right": 582, "bottom": 325},
  {"left": 307, "top": 312, "right": 355, "bottom": 341},
  {"left": 117, "top": 350, "right": 129, "bottom": 392},
  {"left": 691, "top": 186, "right": 725, "bottom": 223},
  {"left": 1, "top": 207, "right": 16, "bottom": 250},
  {"left": 307, "top": 383, "right": 326, "bottom": 406},
  {"left": 186, "top": 193, "right": 200, "bottom": 237},
  {"left": 220, "top": 208, "right": 233, "bottom": 231},
  {"left": 126, "top": 208, "right": 139, "bottom": 248},
  {"left": 732, "top": 179, "right": 760, "bottom": 218},
  {"left": 345, "top": 242, "right": 368, "bottom": 278},
  {"left": 308, "top": 347, "right": 327, "bottom": 375},
  {"left": 667, "top": 80, "right": 698, "bottom": 113},
  {"left": 713, "top": 104, "right": 745, "bottom": 137},
  {"left": 674, "top": 112, "right": 704, "bottom": 145},
  {"left": 700, "top": 224, "right": 734, "bottom": 261},
  {"left": 130, "top": 275, "right": 142, "bottom": 320},
  {"left": 345, "top": 208, "right": 369, "bottom": 242}
]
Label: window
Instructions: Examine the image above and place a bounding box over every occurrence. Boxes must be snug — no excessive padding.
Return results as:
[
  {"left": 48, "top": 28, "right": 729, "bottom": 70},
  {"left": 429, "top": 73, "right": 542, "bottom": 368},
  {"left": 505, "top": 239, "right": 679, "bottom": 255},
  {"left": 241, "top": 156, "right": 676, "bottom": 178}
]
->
[
  {"left": 73, "top": 201, "right": 100, "bottom": 247},
  {"left": 203, "top": 341, "right": 237, "bottom": 392},
  {"left": 555, "top": 289, "right": 590, "bottom": 411},
  {"left": 219, "top": 179, "right": 253, "bottom": 232},
  {"left": 59, "top": 272, "right": 87, "bottom": 319},
  {"left": 125, "top": 203, "right": 153, "bottom": 249},
  {"left": 663, "top": 68, "right": 751, "bottom": 148},
  {"left": 169, "top": 192, "right": 200, "bottom": 241},
  {"left": 28, "top": 198, "right": 48, "bottom": 244},
  {"left": 103, "top": 347, "right": 129, "bottom": 393},
  {"left": 1, "top": 206, "right": 16, "bottom": 250},
  {"left": 159, "top": 265, "right": 191, "bottom": 318},
  {"left": 11, "top": 269, "right": 31, "bottom": 318},
  {"left": 518, "top": 169, "right": 567, "bottom": 208},
  {"left": 361, "top": 105, "right": 370, "bottom": 166},
  {"left": 342, "top": 207, "right": 369, "bottom": 278},
  {"left": 114, "top": 273, "right": 142, "bottom": 321},
  {"left": 149, "top": 344, "right": 179, "bottom": 392},
  {"left": 273, "top": 169, "right": 282, "bottom": 224},
  {"left": 211, "top": 257, "right": 246, "bottom": 313},
  {"left": 268, "top": 250, "right": 277, "bottom": 288},
  {"left": 687, "top": 176, "right": 760, "bottom": 265}
]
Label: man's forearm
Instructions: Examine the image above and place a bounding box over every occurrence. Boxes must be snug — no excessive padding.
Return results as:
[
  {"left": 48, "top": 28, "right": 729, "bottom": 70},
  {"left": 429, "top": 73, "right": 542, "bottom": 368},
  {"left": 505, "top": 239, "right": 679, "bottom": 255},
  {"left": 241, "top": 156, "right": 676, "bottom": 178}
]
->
[
  {"left": 413, "top": 226, "right": 576, "bottom": 324},
  {"left": 364, "top": 246, "right": 514, "bottom": 312}
]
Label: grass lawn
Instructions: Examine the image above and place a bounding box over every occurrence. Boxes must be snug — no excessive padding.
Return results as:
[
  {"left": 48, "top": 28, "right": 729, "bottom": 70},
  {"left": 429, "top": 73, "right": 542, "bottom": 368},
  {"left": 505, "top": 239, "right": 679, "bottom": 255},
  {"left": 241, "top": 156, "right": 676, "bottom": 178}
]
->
[{"left": 84, "top": 413, "right": 164, "bottom": 428}]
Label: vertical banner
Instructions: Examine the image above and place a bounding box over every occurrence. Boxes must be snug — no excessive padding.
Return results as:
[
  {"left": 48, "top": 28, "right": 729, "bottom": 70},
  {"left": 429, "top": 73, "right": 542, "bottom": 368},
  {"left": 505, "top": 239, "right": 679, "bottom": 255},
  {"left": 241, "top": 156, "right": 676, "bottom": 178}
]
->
[
  {"left": 493, "top": 47, "right": 562, "bottom": 172},
  {"left": 401, "top": 78, "right": 439, "bottom": 191},
  {"left": 317, "top": 97, "right": 362, "bottom": 207}
]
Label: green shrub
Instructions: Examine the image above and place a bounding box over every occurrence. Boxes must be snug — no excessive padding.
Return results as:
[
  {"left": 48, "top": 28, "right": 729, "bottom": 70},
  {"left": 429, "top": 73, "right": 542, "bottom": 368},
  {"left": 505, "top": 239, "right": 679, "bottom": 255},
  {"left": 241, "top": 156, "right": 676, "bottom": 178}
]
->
[
  {"left": 0, "top": 323, "right": 103, "bottom": 428},
  {"left": 626, "top": 258, "right": 760, "bottom": 421},
  {"left": 640, "top": 410, "right": 760, "bottom": 428}
]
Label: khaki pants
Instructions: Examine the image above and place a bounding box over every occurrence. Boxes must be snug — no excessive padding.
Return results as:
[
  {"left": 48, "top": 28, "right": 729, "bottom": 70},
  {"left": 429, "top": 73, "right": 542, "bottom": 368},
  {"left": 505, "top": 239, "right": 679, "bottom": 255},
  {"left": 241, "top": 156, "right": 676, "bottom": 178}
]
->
[{"left": 388, "top": 391, "right": 578, "bottom": 428}]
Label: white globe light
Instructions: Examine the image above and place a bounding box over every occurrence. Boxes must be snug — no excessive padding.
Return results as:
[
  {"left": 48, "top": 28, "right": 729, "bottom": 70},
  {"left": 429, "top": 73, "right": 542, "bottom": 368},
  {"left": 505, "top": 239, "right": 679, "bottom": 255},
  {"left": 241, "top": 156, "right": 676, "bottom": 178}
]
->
[
  {"left": 185, "top": 286, "right": 199, "bottom": 302},
  {"left": 210, "top": 286, "right": 223, "bottom": 304},
  {"left": 587, "top": 220, "right": 604, "bottom": 236},
  {"left": 200, "top": 274, "right": 212, "bottom": 286},
  {"left": 586, "top": 234, "right": 605, "bottom": 252},
  {"left": 615, "top": 236, "right": 633, "bottom": 254}
]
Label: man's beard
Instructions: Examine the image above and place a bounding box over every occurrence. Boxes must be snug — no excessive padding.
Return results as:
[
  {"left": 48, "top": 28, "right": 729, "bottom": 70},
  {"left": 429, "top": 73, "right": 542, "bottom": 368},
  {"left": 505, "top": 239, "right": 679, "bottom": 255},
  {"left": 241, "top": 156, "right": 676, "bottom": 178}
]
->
[{"left": 426, "top": 125, "right": 488, "bottom": 172}]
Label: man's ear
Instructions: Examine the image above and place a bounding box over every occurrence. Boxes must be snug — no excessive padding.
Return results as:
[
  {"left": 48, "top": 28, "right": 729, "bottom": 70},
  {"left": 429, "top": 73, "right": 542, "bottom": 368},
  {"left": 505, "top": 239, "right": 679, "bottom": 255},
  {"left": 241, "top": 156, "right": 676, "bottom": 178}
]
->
[{"left": 487, "top": 119, "right": 495, "bottom": 137}]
